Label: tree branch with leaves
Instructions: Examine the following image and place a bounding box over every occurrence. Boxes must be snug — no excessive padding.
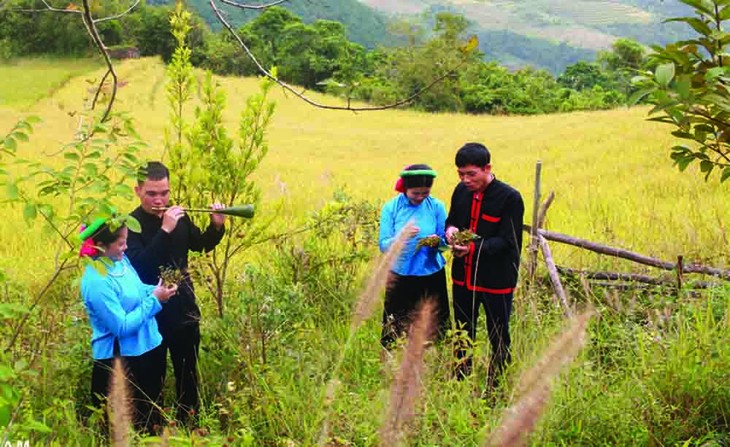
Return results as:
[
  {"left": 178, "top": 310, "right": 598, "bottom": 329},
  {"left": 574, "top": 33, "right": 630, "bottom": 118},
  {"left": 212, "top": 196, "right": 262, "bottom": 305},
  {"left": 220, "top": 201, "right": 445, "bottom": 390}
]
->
[
  {"left": 632, "top": 0, "right": 730, "bottom": 182},
  {"left": 207, "top": 0, "right": 478, "bottom": 111}
]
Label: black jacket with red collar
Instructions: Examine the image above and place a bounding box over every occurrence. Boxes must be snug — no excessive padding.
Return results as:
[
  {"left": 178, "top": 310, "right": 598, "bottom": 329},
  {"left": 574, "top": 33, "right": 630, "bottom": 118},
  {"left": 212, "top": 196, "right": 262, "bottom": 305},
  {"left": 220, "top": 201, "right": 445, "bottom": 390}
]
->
[{"left": 446, "top": 178, "right": 524, "bottom": 293}]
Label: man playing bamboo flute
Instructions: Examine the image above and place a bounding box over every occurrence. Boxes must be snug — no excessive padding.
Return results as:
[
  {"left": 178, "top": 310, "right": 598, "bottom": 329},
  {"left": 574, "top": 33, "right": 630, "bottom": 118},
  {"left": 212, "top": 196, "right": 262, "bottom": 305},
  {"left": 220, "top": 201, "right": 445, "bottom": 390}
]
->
[
  {"left": 445, "top": 143, "right": 524, "bottom": 392},
  {"left": 126, "top": 161, "right": 226, "bottom": 428}
]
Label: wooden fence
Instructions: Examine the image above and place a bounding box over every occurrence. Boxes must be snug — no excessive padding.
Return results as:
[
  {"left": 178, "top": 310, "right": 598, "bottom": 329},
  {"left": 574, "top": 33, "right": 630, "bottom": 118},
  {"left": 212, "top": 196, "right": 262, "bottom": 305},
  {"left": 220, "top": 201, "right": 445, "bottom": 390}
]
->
[{"left": 523, "top": 161, "right": 730, "bottom": 316}]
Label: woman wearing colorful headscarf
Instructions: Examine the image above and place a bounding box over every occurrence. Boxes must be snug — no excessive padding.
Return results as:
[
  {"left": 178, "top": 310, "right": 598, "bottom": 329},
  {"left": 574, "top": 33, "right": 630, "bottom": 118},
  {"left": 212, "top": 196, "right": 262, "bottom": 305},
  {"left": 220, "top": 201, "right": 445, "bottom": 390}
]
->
[
  {"left": 379, "top": 164, "right": 450, "bottom": 349},
  {"left": 79, "top": 216, "right": 177, "bottom": 434}
]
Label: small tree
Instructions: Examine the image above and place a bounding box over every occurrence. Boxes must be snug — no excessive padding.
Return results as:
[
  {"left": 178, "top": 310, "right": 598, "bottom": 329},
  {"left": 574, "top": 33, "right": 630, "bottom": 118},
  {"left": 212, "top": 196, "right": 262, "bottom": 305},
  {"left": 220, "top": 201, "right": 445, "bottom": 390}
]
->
[
  {"left": 632, "top": 0, "right": 730, "bottom": 182},
  {"left": 165, "top": 3, "right": 276, "bottom": 316},
  {"left": 163, "top": 0, "right": 194, "bottom": 194}
]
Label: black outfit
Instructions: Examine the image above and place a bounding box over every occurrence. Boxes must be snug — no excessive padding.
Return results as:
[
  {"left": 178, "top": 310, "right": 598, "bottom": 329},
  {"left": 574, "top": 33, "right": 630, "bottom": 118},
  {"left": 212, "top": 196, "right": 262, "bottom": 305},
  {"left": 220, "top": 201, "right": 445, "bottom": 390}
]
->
[
  {"left": 90, "top": 344, "right": 166, "bottom": 434},
  {"left": 381, "top": 268, "right": 450, "bottom": 348},
  {"left": 126, "top": 207, "right": 224, "bottom": 426},
  {"left": 445, "top": 178, "right": 524, "bottom": 383}
]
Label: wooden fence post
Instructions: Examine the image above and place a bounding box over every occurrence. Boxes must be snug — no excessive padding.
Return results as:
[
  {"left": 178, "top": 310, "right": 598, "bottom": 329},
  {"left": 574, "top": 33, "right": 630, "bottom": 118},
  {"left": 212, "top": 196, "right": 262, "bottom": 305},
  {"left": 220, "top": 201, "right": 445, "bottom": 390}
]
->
[
  {"left": 676, "top": 255, "right": 684, "bottom": 297},
  {"left": 537, "top": 234, "right": 572, "bottom": 317},
  {"left": 527, "top": 161, "right": 542, "bottom": 288}
]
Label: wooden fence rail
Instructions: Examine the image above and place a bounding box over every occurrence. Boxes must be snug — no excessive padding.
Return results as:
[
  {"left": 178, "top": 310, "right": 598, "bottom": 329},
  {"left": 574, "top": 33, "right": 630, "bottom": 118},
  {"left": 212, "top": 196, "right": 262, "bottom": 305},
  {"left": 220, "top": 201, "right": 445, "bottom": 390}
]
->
[
  {"left": 523, "top": 224, "right": 730, "bottom": 280},
  {"left": 521, "top": 161, "right": 729, "bottom": 318}
]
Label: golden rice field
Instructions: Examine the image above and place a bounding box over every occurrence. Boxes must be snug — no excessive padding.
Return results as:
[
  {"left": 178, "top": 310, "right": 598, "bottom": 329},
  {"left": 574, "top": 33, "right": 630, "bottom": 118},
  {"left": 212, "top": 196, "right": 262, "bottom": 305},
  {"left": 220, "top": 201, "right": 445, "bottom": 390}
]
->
[{"left": 1, "top": 57, "right": 728, "bottom": 284}]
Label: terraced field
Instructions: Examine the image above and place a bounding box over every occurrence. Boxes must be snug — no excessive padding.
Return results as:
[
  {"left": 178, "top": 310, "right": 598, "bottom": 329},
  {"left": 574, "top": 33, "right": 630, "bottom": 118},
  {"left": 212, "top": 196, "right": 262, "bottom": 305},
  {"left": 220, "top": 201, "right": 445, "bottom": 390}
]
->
[{"left": 359, "top": 0, "right": 686, "bottom": 51}]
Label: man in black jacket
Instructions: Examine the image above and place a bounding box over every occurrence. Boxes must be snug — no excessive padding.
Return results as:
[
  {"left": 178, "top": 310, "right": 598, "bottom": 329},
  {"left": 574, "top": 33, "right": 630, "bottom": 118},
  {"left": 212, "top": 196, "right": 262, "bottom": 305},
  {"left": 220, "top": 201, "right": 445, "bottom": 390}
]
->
[
  {"left": 445, "top": 143, "right": 524, "bottom": 389},
  {"left": 126, "top": 161, "right": 226, "bottom": 427}
]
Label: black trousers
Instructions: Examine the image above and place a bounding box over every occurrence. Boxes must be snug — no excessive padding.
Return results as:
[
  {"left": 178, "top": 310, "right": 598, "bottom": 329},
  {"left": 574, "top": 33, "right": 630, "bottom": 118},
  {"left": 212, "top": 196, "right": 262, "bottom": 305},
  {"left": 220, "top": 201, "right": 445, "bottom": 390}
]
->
[
  {"left": 162, "top": 323, "right": 201, "bottom": 426},
  {"left": 381, "top": 268, "right": 450, "bottom": 348},
  {"left": 452, "top": 285, "right": 513, "bottom": 386},
  {"left": 90, "top": 343, "right": 166, "bottom": 434}
]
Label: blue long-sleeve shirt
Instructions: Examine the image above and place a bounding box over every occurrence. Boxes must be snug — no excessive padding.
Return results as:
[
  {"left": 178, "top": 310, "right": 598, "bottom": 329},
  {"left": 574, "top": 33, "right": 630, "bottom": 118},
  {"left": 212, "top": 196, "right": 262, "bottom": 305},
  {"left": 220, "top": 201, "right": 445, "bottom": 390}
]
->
[
  {"left": 81, "top": 255, "right": 163, "bottom": 360},
  {"left": 379, "top": 194, "right": 447, "bottom": 276}
]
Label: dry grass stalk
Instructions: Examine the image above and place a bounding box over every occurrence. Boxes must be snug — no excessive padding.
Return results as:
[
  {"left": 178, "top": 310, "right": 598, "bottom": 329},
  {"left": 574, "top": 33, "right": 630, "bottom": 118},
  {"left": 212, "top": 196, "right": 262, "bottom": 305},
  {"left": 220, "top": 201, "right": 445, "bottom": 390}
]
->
[
  {"left": 515, "top": 310, "right": 593, "bottom": 395},
  {"left": 159, "top": 427, "right": 170, "bottom": 447},
  {"left": 316, "top": 378, "right": 342, "bottom": 446},
  {"left": 351, "top": 222, "right": 414, "bottom": 331},
  {"left": 379, "top": 299, "right": 436, "bottom": 447},
  {"left": 488, "top": 384, "right": 551, "bottom": 447},
  {"left": 486, "top": 310, "right": 593, "bottom": 447},
  {"left": 320, "top": 223, "right": 413, "bottom": 446},
  {"left": 109, "top": 357, "right": 132, "bottom": 447}
]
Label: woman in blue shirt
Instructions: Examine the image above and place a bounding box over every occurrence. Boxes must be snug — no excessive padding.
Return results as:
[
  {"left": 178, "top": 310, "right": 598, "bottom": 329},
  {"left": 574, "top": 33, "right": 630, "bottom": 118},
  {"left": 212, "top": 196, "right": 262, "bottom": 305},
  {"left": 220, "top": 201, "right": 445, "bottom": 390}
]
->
[
  {"left": 379, "top": 164, "right": 450, "bottom": 348},
  {"left": 80, "top": 218, "right": 177, "bottom": 434}
]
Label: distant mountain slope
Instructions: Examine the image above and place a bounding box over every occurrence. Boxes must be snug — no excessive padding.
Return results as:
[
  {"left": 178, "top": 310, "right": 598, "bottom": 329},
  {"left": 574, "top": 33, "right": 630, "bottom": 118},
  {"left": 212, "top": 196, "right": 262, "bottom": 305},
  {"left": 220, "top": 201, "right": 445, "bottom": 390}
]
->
[
  {"left": 359, "top": 0, "right": 693, "bottom": 72},
  {"left": 150, "top": 0, "right": 392, "bottom": 49},
  {"left": 153, "top": 0, "right": 692, "bottom": 74}
]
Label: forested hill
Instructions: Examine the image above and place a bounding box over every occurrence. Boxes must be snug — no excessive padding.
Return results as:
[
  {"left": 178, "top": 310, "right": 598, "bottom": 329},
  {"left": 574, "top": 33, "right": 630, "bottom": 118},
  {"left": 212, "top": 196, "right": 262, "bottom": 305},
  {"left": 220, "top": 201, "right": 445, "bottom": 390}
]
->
[
  {"left": 148, "top": 0, "right": 392, "bottom": 49},
  {"left": 147, "top": 0, "right": 693, "bottom": 74},
  {"left": 358, "top": 0, "right": 693, "bottom": 73}
]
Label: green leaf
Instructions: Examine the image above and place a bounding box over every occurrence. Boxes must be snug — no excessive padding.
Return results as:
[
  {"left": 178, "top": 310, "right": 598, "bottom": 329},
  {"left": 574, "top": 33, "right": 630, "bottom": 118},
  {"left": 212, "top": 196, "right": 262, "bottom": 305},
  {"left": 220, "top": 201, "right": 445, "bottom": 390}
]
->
[
  {"left": 629, "top": 88, "right": 655, "bottom": 106},
  {"left": 681, "top": 0, "right": 717, "bottom": 17},
  {"left": 675, "top": 75, "right": 692, "bottom": 99},
  {"left": 3, "top": 138, "right": 16, "bottom": 152},
  {"left": 655, "top": 63, "right": 676, "bottom": 87},
  {"left": 0, "top": 365, "right": 16, "bottom": 381},
  {"left": 705, "top": 67, "right": 726, "bottom": 80},
  {"left": 672, "top": 130, "right": 694, "bottom": 139},
  {"left": 0, "top": 405, "right": 10, "bottom": 427},
  {"left": 23, "top": 203, "right": 37, "bottom": 222},
  {"left": 37, "top": 203, "right": 53, "bottom": 218},
  {"left": 721, "top": 167, "right": 730, "bottom": 182},
  {"left": 5, "top": 182, "right": 19, "bottom": 200},
  {"left": 700, "top": 159, "right": 714, "bottom": 172},
  {"left": 665, "top": 17, "right": 713, "bottom": 36},
  {"left": 11, "top": 131, "right": 29, "bottom": 142},
  {"left": 676, "top": 157, "right": 693, "bottom": 171},
  {"left": 125, "top": 215, "right": 141, "bottom": 233},
  {"left": 59, "top": 250, "right": 79, "bottom": 262},
  {"left": 13, "top": 359, "right": 28, "bottom": 373},
  {"left": 23, "top": 418, "right": 53, "bottom": 433},
  {"left": 631, "top": 74, "right": 650, "bottom": 85}
]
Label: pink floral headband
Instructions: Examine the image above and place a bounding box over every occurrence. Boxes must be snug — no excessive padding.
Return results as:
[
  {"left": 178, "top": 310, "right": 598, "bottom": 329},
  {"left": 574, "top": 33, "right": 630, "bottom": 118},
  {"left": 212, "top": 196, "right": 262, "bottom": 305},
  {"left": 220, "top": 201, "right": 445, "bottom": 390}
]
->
[{"left": 79, "top": 224, "right": 102, "bottom": 257}]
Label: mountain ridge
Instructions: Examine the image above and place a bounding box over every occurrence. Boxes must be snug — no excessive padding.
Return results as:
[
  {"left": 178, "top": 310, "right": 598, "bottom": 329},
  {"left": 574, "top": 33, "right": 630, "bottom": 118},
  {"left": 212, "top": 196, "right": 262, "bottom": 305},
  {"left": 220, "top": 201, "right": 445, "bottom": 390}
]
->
[
  {"left": 169, "top": 0, "right": 692, "bottom": 73},
  {"left": 358, "top": 0, "right": 692, "bottom": 72}
]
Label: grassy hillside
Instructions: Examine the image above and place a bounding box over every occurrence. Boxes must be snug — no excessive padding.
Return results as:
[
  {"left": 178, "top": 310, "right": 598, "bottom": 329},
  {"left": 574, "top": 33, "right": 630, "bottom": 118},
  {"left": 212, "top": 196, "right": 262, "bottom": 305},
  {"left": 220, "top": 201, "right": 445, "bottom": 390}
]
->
[
  {"left": 1, "top": 58, "right": 728, "bottom": 445},
  {"left": 0, "top": 57, "right": 100, "bottom": 108}
]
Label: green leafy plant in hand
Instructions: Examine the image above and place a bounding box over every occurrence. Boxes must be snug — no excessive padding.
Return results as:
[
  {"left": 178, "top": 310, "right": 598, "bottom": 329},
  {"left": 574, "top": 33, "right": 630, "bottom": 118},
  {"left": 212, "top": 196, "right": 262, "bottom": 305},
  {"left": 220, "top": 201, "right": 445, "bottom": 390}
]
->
[
  {"left": 159, "top": 266, "right": 185, "bottom": 288},
  {"left": 415, "top": 235, "right": 442, "bottom": 253},
  {"left": 451, "top": 229, "right": 480, "bottom": 246}
]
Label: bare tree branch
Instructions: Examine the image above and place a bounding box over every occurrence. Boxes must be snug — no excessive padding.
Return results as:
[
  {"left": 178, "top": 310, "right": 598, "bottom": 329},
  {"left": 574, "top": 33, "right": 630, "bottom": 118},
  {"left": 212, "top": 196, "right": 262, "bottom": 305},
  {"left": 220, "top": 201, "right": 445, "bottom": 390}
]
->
[
  {"left": 15, "top": 0, "right": 81, "bottom": 14},
  {"left": 94, "top": 0, "right": 140, "bottom": 23},
  {"left": 209, "top": 0, "right": 464, "bottom": 111},
  {"left": 14, "top": 7, "right": 80, "bottom": 13},
  {"left": 219, "top": 0, "right": 288, "bottom": 10},
  {"left": 90, "top": 67, "right": 112, "bottom": 112},
  {"left": 17, "top": 0, "right": 137, "bottom": 122},
  {"left": 80, "top": 0, "right": 117, "bottom": 122}
]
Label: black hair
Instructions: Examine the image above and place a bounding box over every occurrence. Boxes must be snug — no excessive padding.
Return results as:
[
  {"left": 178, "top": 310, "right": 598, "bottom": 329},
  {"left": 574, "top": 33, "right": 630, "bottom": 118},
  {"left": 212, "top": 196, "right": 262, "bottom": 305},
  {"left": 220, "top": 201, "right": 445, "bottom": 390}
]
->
[
  {"left": 455, "top": 142, "right": 491, "bottom": 168},
  {"left": 138, "top": 161, "right": 169, "bottom": 184},
  {"left": 402, "top": 163, "right": 435, "bottom": 189},
  {"left": 91, "top": 223, "right": 127, "bottom": 248}
]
